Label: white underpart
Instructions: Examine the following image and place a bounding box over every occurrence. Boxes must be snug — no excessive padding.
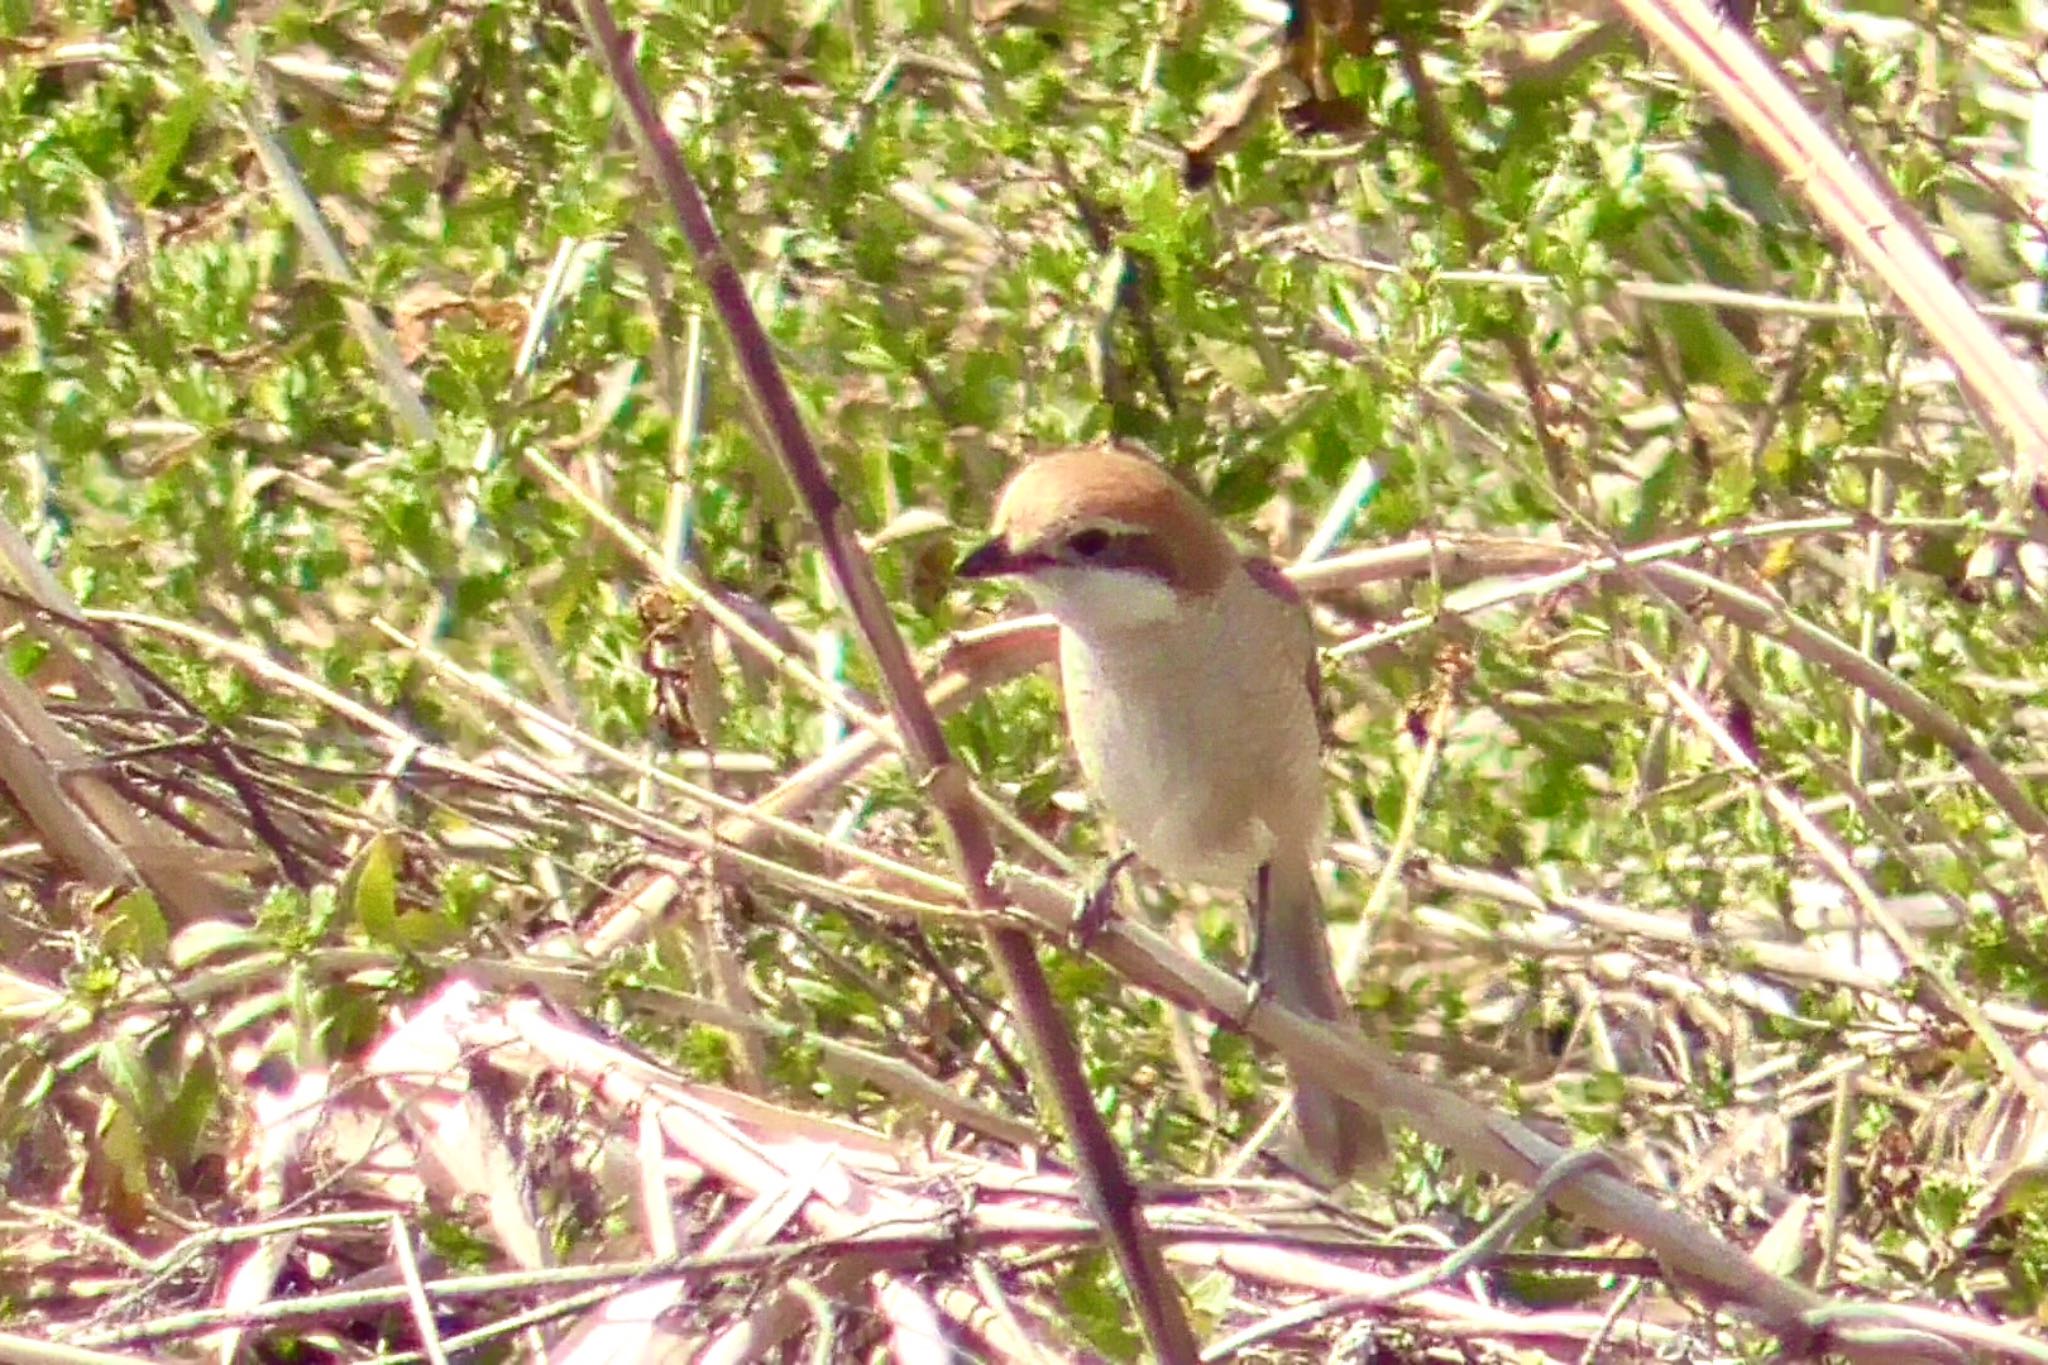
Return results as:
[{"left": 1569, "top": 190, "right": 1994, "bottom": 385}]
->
[{"left": 1022, "top": 564, "right": 1325, "bottom": 890}]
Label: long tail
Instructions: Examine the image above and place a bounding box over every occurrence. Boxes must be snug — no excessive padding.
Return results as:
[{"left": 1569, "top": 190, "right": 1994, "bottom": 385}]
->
[{"left": 1256, "top": 856, "right": 1387, "bottom": 1181}]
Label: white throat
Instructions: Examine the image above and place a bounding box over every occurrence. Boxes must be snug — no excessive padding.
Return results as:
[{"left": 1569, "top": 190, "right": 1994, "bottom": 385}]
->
[{"left": 1019, "top": 565, "right": 1184, "bottom": 636}]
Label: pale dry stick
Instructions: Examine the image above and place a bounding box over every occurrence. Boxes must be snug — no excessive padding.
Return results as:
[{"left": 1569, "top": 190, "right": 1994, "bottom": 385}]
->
[
  {"left": 370, "top": 617, "right": 965, "bottom": 912},
  {"left": 84, "top": 609, "right": 768, "bottom": 778},
  {"left": 1216, "top": 1092, "right": 1290, "bottom": 1180},
  {"left": 928, "top": 1272, "right": 1070, "bottom": 1365},
  {"left": 723, "top": 519, "right": 1985, "bottom": 858},
  {"left": 622, "top": 950, "right": 1036, "bottom": 1147},
  {"left": 1818, "top": 1068, "right": 1856, "bottom": 1290},
  {"left": 1608, "top": 0, "right": 2048, "bottom": 483},
  {"left": 986, "top": 865, "right": 1992, "bottom": 1364},
  {"left": 1633, "top": 560, "right": 2048, "bottom": 842},
  {"left": 388, "top": 1215, "right": 451, "bottom": 1365},
  {"left": 637, "top": 1105, "right": 680, "bottom": 1259},
  {"left": 570, "top": 7, "right": 1198, "bottom": 1358},
  {"left": 971, "top": 784, "right": 1074, "bottom": 875},
  {"left": 0, "top": 516, "right": 145, "bottom": 708},
  {"left": 1199, "top": 1147, "right": 1613, "bottom": 1361},
  {"left": 690, "top": 1181, "right": 839, "bottom": 1365},
  {"left": 163, "top": 0, "right": 432, "bottom": 443},
  {"left": 1802, "top": 1303, "right": 2044, "bottom": 1365},
  {"left": 363, "top": 1280, "right": 679, "bottom": 1365},
  {"left": 659, "top": 311, "right": 708, "bottom": 571},
  {"left": 1379, "top": 855, "right": 2048, "bottom": 1030},
  {"left": 1850, "top": 471, "right": 1892, "bottom": 799},
  {"left": 1160, "top": 909, "right": 1230, "bottom": 1157},
  {"left": 1311, "top": 519, "right": 1863, "bottom": 646},
  {"left": 1295, "top": 251, "right": 2048, "bottom": 334},
  {"left": 1576, "top": 1277, "right": 1649, "bottom": 1365},
  {"left": 966, "top": 1259, "right": 1062, "bottom": 1365},
  {"left": 520, "top": 446, "right": 894, "bottom": 747},
  {"left": 1339, "top": 684, "right": 1455, "bottom": 981},
  {"left": 1315, "top": 541, "right": 2048, "bottom": 845},
  {"left": 0, "top": 1336, "right": 152, "bottom": 1365},
  {"left": 1632, "top": 640, "right": 1712, "bottom": 805},
  {"left": 860, "top": 1277, "right": 953, "bottom": 1365},
  {"left": 782, "top": 1278, "right": 842, "bottom": 1365},
  {"left": 1863, "top": 1303, "right": 2048, "bottom": 1364},
  {"left": 0, "top": 646, "right": 226, "bottom": 930},
  {"left": 1781, "top": 720, "right": 1988, "bottom": 944},
  {"left": 1626, "top": 639, "right": 2048, "bottom": 1116}
]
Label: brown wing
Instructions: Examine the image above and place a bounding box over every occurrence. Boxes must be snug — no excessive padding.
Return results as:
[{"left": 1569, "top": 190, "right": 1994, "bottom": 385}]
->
[{"left": 1242, "top": 555, "right": 1329, "bottom": 748}]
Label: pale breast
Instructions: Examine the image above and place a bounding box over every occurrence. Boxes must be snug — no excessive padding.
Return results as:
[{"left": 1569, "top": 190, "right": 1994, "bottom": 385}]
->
[{"left": 1057, "top": 567, "right": 1325, "bottom": 891}]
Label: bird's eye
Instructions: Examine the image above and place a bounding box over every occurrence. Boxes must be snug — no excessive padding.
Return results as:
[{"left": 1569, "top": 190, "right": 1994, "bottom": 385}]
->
[{"left": 1066, "top": 528, "right": 1112, "bottom": 560}]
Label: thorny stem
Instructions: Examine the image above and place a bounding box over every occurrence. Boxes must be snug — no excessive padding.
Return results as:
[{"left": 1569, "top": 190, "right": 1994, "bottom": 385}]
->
[{"left": 569, "top": 4, "right": 1200, "bottom": 1359}]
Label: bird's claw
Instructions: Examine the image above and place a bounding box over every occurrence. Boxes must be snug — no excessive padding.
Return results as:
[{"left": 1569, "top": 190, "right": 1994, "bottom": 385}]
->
[
  {"left": 1071, "top": 849, "right": 1137, "bottom": 951},
  {"left": 1233, "top": 974, "right": 1268, "bottom": 1032}
]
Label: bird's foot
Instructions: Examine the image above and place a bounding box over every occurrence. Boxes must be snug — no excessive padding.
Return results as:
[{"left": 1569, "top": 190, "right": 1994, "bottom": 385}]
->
[
  {"left": 1071, "top": 848, "right": 1138, "bottom": 951},
  {"left": 1246, "top": 861, "right": 1274, "bottom": 985},
  {"left": 1232, "top": 973, "right": 1268, "bottom": 1031}
]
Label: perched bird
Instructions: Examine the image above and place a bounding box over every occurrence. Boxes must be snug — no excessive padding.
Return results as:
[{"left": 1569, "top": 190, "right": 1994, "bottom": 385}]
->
[{"left": 957, "top": 444, "right": 1384, "bottom": 1179}]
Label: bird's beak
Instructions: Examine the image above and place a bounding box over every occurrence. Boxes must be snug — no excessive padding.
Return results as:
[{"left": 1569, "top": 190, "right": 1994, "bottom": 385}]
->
[{"left": 955, "top": 537, "right": 1018, "bottom": 579}]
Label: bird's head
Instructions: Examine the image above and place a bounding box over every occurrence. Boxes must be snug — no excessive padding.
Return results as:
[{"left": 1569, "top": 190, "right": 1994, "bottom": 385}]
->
[{"left": 956, "top": 445, "right": 1236, "bottom": 635}]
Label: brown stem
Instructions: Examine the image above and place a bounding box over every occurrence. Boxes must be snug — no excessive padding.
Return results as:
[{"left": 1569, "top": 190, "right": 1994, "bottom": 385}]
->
[
  {"left": 1394, "top": 32, "right": 1575, "bottom": 489},
  {"left": 1606, "top": 0, "right": 2048, "bottom": 494},
  {"left": 569, "top": 5, "right": 1200, "bottom": 1359}
]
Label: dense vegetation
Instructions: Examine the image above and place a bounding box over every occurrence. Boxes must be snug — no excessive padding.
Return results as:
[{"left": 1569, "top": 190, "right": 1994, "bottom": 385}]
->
[{"left": 7, "top": 0, "right": 2048, "bottom": 1358}]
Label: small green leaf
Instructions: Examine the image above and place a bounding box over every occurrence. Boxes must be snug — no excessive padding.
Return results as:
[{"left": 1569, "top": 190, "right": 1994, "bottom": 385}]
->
[
  {"left": 157, "top": 1050, "right": 220, "bottom": 1173},
  {"left": 342, "top": 832, "right": 403, "bottom": 945},
  {"left": 100, "top": 889, "right": 170, "bottom": 963},
  {"left": 169, "top": 918, "right": 262, "bottom": 970},
  {"left": 98, "top": 1035, "right": 163, "bottom": 1129},
  {"left": 131, "top": 82, "right": 209, "bottom": 207}
]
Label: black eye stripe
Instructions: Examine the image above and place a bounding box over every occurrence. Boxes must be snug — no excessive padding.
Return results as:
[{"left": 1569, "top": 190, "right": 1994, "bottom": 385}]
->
[
  {"left": 1050, "top": 527, "right": 1176, "bottom": 581},
  {"left": 1067, "top": 528, "right": 1112, "bottom": 558}
]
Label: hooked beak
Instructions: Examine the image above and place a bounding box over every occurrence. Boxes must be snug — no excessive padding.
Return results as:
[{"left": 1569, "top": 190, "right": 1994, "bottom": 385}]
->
[{"left": 955, "top": 537, "right": 1020, "bottom": 580}]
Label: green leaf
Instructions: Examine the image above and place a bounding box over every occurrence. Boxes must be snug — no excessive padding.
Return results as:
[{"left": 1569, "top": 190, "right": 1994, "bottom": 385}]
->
[
  {"left": 157, "top": 1049, "right": 220, "bottom": 1173},
  {"left": 100, "top": 889, "right": 169, "bottom": 963},
  {"left": 131, "top": 81, "right": 209, "bottom": 208},
  {"left": 342, "top": 832, "right": 403, "bottom": 945},
  {"left": 169, "top": 918, "right": 264, "bottom": 970}
]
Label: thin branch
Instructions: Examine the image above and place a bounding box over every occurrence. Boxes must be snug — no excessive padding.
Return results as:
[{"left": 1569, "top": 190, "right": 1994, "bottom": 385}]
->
[
  {"left": 1607, "top": 0, "right": 2048, "bottom": 489},
  {"left": 568, "top": 5, "right": 1199, "bottom": 1358},
  {"left": 164, "top": 0, "right": 434, "bottom": 443},
  {"left": 987, "top": 866, "right": 1981, "bottom": 1364}
]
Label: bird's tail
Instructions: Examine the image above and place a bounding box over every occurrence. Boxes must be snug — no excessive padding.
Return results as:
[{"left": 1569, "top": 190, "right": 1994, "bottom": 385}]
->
[{"left": 1256, "top": 856, "right": 1387, "bottom": 1181}]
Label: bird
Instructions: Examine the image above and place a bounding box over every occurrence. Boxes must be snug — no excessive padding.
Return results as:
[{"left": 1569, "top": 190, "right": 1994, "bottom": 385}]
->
[{"left": 956, "top": 443, "right": 1384, "bottom": 1180}]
